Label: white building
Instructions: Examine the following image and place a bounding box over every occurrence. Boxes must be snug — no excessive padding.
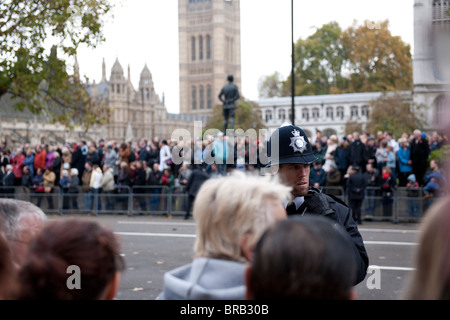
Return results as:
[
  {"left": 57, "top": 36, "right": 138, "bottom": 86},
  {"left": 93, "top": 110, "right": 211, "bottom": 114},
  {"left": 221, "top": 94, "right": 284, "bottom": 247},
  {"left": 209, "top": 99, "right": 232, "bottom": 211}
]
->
[{"left": 256, "top": 91, "right": 412, "bottom": 138}]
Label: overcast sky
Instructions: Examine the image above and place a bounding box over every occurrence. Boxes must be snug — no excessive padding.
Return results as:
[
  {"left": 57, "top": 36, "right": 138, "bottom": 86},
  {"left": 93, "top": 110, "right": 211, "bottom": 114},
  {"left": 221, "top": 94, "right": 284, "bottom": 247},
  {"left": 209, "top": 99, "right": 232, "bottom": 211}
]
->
[{"left": 75, "top": 0, "right": 415, "bottom": 114}]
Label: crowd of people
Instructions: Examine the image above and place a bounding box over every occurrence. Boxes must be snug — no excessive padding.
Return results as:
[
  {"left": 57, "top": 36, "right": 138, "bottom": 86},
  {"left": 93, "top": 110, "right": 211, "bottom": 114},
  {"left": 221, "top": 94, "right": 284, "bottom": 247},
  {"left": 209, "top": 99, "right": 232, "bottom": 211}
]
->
[
  {"left": 1, "top": 123, "right": 450, "bottom": 302},
  {"left": 0, "top": 128, "right": 447, "bottom": 221}
]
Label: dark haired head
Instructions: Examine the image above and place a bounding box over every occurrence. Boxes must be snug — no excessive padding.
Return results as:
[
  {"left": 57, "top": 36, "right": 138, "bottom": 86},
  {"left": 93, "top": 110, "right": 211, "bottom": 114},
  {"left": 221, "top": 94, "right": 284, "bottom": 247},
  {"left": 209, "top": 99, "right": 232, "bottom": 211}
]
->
[
  {"left": 247, "top": 215, "right": 357, "bottom": 300},
  {"left": 17, "top": 219, "right": 125, "bottom": 300}
]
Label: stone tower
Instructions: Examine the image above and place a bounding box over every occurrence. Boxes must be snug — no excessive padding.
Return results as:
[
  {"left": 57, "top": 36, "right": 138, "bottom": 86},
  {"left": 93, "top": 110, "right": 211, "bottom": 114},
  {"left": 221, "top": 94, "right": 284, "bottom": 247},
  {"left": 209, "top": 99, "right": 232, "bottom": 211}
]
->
[
  {"left": 413, "top": 0, "right": 450, "bottom": 130},
  {"left": 178, "top": 0, "right": 242, "bottom": 117}
]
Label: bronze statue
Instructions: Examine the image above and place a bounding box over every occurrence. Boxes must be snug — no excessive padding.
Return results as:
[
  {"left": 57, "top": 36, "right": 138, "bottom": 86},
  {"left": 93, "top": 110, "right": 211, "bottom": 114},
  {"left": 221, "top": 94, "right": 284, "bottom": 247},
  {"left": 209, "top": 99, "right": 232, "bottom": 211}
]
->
[{"left": 218, "top": 74, "right": 240, "bottom": 134}]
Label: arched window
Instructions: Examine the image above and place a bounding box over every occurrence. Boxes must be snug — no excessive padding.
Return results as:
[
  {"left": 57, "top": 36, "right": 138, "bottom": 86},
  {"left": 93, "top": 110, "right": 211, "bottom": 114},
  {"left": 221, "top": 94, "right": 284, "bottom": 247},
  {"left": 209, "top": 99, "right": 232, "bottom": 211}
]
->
[
  {"left": 265, "top": 110, "right": 273, "bottom": 122},
  {"left": 350, "top": 106, "right": 358, "bottom": 118},
  {"left": 278, "top": 109, "right": 286, "bottom": 120},
  {"left": 206, "top": 35, "right": 212, "bottom": 60},
  {"left": 192, "top": 86, "right": 197, "bottom": 110},
  {"left": 191, "top": 36, "right": 196, "bottom": 61},
  {"left": 337, "top": 107, "right": 344, "bottom": 120},
  {"left": 361, "top": 105, "right": 369, "bottom": 117},
  {"left": 145, "top": 88, "right": 150, "bottom": 100},
  {"left": 326, "top": 107, "right": 334, "bottom": 119},
  {"left": 207, "top": 85, "right": 212, "bottom": 109},
  {"left": 312, "top": 108, "right": 320, "bottom": 120},
  {"left": 302, "top": 108, "right": 309, "bottom": 121},
  {"left": 199, "top": 85, "right": 205, "bottom": 109},
  {"left": 199, "top": 35, "right": 204, "bottom": 60}
]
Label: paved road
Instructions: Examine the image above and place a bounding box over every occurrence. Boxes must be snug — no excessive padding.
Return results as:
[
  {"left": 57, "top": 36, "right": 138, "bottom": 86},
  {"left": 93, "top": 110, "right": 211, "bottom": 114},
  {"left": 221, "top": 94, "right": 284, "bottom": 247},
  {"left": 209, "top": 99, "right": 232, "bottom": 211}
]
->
[{"left": 49, "top": 214, "right": 421, "bottom": 300}]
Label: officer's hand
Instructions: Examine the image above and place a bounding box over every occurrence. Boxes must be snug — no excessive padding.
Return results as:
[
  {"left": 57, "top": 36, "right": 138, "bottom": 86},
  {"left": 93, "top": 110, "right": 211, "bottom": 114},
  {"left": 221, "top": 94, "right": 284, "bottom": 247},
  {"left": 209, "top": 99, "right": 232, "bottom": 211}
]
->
[{"left": 304, "top": 192, "right": 339, "bottom": 222}]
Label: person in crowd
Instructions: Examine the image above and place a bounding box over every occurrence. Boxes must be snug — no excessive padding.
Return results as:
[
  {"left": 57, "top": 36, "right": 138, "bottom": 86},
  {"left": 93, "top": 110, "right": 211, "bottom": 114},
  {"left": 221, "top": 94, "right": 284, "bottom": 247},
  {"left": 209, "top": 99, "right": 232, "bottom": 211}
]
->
[
  {"left": 334, "top": 140, "right": 349, "bottom": 184},
  {"left": 365, "top": 137, "right": 378, "bottom": 169},
  {"left": 212, "top": 132, "right": 230, "bottom": 176},
  {"left": 386, "top": 132, "right": 400, "bottom": 154},
  {"left": 89, "top": 164, "right": 103, "bottom": 212},
  {"left": 148, "top": 162, "right": 162, "bottom": 212},
  {"left": 61, "top": 146, "right": 72, "bottom": 174},
  {"left": 147, "top": 142, "right": 160, "bottom": 167},
  {"left": 100, "top": 164, "right": 115, "bottom": 211},
  {"left": 59, "top": 169, "right": 70, "bottom": 210},
  {"left": 118, "top": 143, "right": 131, "bottom": 166},
  {"left": 159, "top": 140, "right": 172, "bottom": 172},
  {"left": 86, "top": 145, "right": 101, "bottom": 167},
  {"left": 51, "top": 151, "right": 61, "bottom": 187},
  {"left": 267, "top": 124, "right": 369, "bottom": 285},
  {"left": 133, "top": 160, "right": 148, "bottom": 212},
  {"left": 309, "top": 160, "right": 327, "bottom": 190},
  {"left": 322, "top": 135, "right": 338, "bottom": 173},
  {"left": 11, "top": 148, "right": 25, "bottom": 186},
  {"left": 23, "top": 149, "right": 35, "bottom": 176},
  {"left": 45, "top": 146, "right": 55, "bottom": 170},
  {"left": 158, "top": 172, "right": 291, "bottom": 300},
  {"left": 375, "top": 139, "right": 389, "bottom": 177},
  {"left": 184, "top": 165, "right": 209, "bottom": 220},
  {"left": 398, "top": 139, "right": 413, "bottom": 187},
  {"left": 380, "top": 166, "right": 396, "bottom": 218},
  {"left": 115, "top": 162, "right": 131, "bottom": 212},
  {"left": 386, "top": 145, "right": 397, "bottom": 183},
  {"left": 33, "top": 145, "right": 46, "bottom": 174},
  {"left": 324, "top": 163, "right": 342, "bottom": 196},
  {"left": 406, "top": 173, "right": 420, "bottom": 218},
  {"left": 39, "top": 167, "right": 56, "bottom": 210},
  {"left": 364, "top": 163, "right": 380, "bottom": 217},
  {"left": 103, "top": 145, "right": 119, "bottom": 183},
  {"left": 16, "top": 218, "right": 125, "bottom": 300},
  {"left": 347, "top": 132, "right": 368, "bottom": 171},
  {"left": 313, "top": 141, "right": 326, "bottom": 165},
  {"left": 70, "top": 141, "right": 86, "bottom": 179},
  {"left": 0, "top": 149, "right": 10, "bottom": 174},
  {"left": 410, "top": 129, "right": 430, "bottom": 186},
  {"left": 21, "top": 166, "right": 33, "bottom": 189},
  {"left": 246, "top": 215, "right": 357, "bottom": 300},
  {"left": 346, "top": 165, "right": 367, "bottom": 225},
  {"left": 68, "top": 168, "right": 80, "bottom": 211},
  {"left": 0, "top": 199, "right": 47, "bottom": 269},
  {"left": 405, "top": 197, "right": 450, "bottom": 299}
]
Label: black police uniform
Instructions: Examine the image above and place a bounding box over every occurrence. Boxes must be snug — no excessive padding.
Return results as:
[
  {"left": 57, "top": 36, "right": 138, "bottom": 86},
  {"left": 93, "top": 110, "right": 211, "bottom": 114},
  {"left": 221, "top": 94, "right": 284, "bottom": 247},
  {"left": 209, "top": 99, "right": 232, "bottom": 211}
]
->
[{"left": 268, "top": 125, "right": 369, "bottom": 285}]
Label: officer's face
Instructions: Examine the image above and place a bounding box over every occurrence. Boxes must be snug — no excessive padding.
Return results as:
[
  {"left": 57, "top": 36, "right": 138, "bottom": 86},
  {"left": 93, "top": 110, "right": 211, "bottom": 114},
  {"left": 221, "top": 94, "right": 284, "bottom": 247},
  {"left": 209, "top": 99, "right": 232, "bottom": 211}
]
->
[{"left": 278, "top": 163, "right": 310, "bottom": 197}]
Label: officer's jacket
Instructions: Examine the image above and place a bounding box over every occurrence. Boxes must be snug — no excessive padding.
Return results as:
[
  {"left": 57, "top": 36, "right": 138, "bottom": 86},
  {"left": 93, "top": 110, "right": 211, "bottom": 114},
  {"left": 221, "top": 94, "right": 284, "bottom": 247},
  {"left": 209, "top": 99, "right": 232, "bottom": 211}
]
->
[{"left": 291, "top": 187, "right": 370, "bottom": 285}]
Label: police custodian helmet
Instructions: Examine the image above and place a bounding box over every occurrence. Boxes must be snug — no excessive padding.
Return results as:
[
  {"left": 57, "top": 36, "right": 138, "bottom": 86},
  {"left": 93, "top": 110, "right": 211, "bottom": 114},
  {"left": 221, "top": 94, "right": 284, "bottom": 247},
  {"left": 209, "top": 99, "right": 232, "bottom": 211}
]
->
[{"left": 267, "top": 124, "right": 318, "bottom": 166}]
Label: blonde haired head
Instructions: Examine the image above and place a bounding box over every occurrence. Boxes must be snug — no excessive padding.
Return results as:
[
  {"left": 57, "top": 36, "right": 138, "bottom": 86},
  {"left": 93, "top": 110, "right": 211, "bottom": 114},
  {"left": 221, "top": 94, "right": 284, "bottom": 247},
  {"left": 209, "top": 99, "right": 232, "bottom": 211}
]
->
[{"left": 193, "top": 171, "right": 292, "bottom": 263}]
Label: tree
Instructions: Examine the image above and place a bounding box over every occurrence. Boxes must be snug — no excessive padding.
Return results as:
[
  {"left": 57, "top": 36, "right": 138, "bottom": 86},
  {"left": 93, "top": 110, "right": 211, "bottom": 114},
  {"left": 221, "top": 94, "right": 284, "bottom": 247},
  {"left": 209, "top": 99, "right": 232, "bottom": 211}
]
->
[
  {"left": 279, "top": 20, "right": 412, "bottom": 97},
  {"left": 365, "top": 93, "right": 428, "bottom": 138},
  {"left": 341, "top": 20, "right": 413, "bottom": 93},
  {"left": 0, "top": 0, "right": 113, "bottom": 129},
  {"left": 282, "top": 22, "right": 347, "bottom": 96},
  {"left": 205, "top": 97, "right": 267, "bottom": 133},
  {"left": 257, "top": 71, "right": 283, "bottom": 98}
]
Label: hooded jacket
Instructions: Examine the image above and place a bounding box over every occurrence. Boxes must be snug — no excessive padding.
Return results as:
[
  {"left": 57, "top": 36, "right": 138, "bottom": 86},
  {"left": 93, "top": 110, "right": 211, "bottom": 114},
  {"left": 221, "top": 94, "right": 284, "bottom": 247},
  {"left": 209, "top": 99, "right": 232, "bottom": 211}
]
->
[{"left": 157, "top": 258, "right": 246, "bottom": 300}]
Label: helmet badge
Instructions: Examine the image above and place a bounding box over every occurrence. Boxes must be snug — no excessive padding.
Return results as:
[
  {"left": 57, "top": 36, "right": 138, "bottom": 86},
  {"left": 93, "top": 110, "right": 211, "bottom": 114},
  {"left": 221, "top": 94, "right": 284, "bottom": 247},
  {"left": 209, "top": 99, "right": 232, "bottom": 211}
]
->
[{"left": 289, "top": 129, "right": 307, "bottom": 153}]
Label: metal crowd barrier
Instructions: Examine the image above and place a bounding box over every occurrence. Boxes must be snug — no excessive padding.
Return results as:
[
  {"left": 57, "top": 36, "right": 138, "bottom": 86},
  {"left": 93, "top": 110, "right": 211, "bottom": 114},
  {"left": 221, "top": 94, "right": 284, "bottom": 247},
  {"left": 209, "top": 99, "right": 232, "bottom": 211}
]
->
[
  {"left": 0, "top": 185, "right": 442, "bottom": 222},
  {"left": 0, "top": 185, "right": 187, "bottom": 217}
]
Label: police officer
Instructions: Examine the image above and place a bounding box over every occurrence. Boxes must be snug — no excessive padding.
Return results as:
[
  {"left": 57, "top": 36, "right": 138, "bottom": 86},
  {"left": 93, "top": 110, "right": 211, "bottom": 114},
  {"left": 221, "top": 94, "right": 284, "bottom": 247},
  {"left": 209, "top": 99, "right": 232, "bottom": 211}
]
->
[{"left": 267, "top": 124, "right": 369, "bottom": 285}]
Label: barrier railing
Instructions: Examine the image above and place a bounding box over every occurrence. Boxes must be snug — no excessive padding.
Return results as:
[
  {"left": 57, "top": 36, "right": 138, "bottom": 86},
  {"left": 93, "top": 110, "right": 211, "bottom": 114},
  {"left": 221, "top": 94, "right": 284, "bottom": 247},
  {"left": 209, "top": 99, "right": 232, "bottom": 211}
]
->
[{"left": 0, "top": 185, "right": 442, "bottom": 222}]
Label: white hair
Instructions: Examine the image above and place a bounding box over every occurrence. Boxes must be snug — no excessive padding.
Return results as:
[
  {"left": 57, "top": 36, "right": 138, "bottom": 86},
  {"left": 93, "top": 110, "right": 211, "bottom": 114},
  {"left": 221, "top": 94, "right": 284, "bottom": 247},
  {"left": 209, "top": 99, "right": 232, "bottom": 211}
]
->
[
  {"left": 193, "top": 171, "right": 292, "bottom": 262},
  {"left": 0, "top": 199, "right": 47, "bottom": 240}
]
